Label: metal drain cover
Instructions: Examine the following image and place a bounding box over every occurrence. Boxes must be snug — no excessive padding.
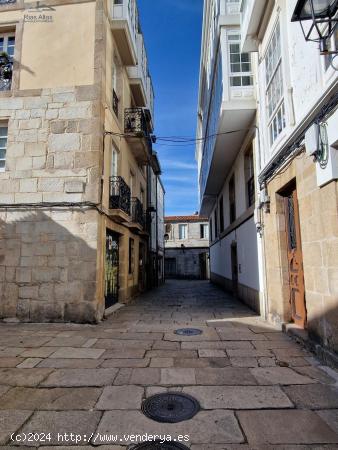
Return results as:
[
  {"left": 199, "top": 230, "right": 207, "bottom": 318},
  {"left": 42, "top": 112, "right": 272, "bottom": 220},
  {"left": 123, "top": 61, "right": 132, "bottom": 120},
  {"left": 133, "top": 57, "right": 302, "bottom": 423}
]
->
[
  {"left": 130, "top": 441, "right": 189, "bottom": 450},
  {"left": 142, "top": 392, "right": 200, "bottom": 423},
  {"left": 174, "top": 328, "right": 203, "bottom": 336}
]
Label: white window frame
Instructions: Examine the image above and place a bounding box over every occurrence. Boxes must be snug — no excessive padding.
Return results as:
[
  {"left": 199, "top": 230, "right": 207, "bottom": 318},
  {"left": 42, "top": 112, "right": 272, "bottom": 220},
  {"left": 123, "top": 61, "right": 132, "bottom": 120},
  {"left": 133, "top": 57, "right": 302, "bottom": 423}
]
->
[
  {"left": 200, "top": 223, "right": 209, "bottom": 239},
  {"left": 111, "top": 145, "right": 118, "bottom": 177},
  {"left": 0, "top": 124, "right": 8, "bottom": 172},
  {"left": 228, "top": 30, "right": 253, "bottom": 88},
  {"left": 0, "top": 33, "right": 15, "bottom": 58},
  {"left": 178, "top": 224, "right": 187, "bottom": 240},
  {"left": 265, "top": 22, "right": 286, "bottom": 146}
]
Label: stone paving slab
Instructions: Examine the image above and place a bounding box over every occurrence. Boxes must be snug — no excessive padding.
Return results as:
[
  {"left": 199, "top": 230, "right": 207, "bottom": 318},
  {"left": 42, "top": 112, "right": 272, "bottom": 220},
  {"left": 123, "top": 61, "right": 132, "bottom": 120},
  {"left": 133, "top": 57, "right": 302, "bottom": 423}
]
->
[
  {"left": 173, "top": 357, "right": 231, "bottom": 368},
  {"left": 0, "top": 387, "right": 101, "bottom": 410},
  {"left": 161, "top": 368, "right": 196, "bottom": 385},
  {"left": 95, "top": 410, "right": 244, "bottom": 445},
  {"left": 183, "top": 385, "right": 293, "bottom": 409},
  {"left": 317, "top": 410, "right": 338, "bottom": 435},
  {"left": 103, "top": 349, "right": 146, "bottom": 359},
  {"left": 41, "top": 368, "right": 119, "bottom": 387},
  {"left": 195, "top": 368, "right": 257, "bottom": 385},
  {"left": 293, "top": 365, "right": 338, "bottom": 384},
  {"left": 96, "top": 386, "right": 144, "bottom": 410},
  {"left": 0, "top": 337, "right": 51, "bottom": 348},
  {"left": 18, "top": 411, "right": 102, "bottom": 446},
  {"left": 20, "top": 348, "right": 57, "bottom": 358},
  {"left": 37, "top": 358, "right": 101, "bottom": 369},
  {"left": 237, "top": 410, "right": 338, "bottom": 445},
  {"left": 181, "top": 341, "right": 254, "bottom": 350},
  {"left": 0, "top": 368, "right": 52, "bottom": 386},
  {"left": 43, "top": 337, "right": 90, "bottom": 347},
  {"left": 283, "top": 384, "right": 338, "bottom": 409},
  {"left": 0, "top": 410, "right": 33, "bottom": 445},
  {"left": 93, "top": 339, "right": 153, "bottom": 350},
  {"left": 0, "top": 357, "right": 24, "bottom": 368},
  {"left": 100, "top": 358, "right": 150, "bottom": 368},
  {"left": 48, "top": 347, "right": 105, "bottom": 359},
  {"left": 250, "top": 367, "right": 317, "bottom": 385}
]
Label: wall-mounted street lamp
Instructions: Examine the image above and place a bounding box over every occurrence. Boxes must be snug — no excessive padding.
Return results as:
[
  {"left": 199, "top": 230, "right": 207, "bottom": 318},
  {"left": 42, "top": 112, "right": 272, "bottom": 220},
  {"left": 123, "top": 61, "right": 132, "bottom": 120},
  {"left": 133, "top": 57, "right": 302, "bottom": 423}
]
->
[
  {"left": 291, "top": 0, "right": 338, "bottom": 54},
  {"left": 164, "top": 233, "right": 169, "bottom": 242},
  {"left": 180, "top": 244, "right": 186, "bottom": 254}
]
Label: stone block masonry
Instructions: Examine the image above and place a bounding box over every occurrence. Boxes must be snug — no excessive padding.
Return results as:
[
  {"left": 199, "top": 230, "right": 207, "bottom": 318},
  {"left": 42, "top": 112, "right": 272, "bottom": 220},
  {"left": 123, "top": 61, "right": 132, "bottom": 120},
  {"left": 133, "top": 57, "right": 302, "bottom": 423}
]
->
[{"left": 0, "top": 86, "right": 103, "bottom": 323}]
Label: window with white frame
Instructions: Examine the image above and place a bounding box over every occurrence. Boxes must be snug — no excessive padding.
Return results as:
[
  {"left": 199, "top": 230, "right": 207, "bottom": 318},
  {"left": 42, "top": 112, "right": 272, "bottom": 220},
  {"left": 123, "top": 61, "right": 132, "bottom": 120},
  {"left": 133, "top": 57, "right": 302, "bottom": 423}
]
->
[
  {"left": 178, "top": 224, "right": 187, "bottom": 240},
  {"left": 0, "top": 125, "right": 8, "bottom": 171},
  {"left": 228, "top": 32, "right": 253, "bottom": 87},
  {"left": 111, "top": 145, "right": 118, "bottom": 177},
  {"left": 265, "top": 22, "right": 286, "bottom": 145},
  {"left": 0, "top": 33, "right": 15, "bottom": 91},
  {"left": 200, "top": 223, "right": 209, "bottom": 239},
  {"left": 324, "top": 28, "right": 338, "bottom": 71}
]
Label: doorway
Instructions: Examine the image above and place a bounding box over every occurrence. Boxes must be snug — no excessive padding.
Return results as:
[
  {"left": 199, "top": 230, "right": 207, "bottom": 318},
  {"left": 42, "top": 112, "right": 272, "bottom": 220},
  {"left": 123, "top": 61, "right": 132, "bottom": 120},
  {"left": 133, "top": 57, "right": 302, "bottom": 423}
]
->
[
  {"left": 105, "top": 229, "right": 119, "bottom": 308},
  {"left": 231, "top": 242, "right": 238, "bottom": 297},
  {"left": 284, "top": 186, "right": 307, "bottom": 327}
]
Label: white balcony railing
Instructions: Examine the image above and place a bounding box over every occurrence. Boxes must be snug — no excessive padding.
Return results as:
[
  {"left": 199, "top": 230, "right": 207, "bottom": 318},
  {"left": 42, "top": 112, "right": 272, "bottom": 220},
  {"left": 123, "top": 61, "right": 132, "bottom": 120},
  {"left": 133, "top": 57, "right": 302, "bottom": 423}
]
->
[
  {"left": 110, "top": 0, "right": 139, "bottom": 65},
  {"left": 147, "top": 75, "right": 154, "bottom": 122},
  {"left": 225, "top": 0, "right": 240, "bottom": 15}
]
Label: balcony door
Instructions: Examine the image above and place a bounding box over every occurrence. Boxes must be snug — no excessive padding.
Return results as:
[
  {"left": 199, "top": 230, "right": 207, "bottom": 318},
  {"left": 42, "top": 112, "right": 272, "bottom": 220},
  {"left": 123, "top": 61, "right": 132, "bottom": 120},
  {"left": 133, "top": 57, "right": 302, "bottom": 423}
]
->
[{"left": 105, "top": 229, "right": 119, "bottom": 308}]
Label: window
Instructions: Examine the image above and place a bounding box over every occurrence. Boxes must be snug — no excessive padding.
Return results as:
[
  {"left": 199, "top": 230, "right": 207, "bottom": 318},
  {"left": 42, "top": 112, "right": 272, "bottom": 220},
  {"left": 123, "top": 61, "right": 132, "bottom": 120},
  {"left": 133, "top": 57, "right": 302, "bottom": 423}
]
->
[
  {"left": 178, "top": 224, "right": 187, "bottom": 240},
  {"left": 214, "top": 209, "right": 218, "bottom": 238},
  {"left": 245, "top": 146, "right": 255, "bottom": 207},
  {"left": 265, "top": 22, "right": 286, "bottom": 145},
  {"left": 140, "top": 187, "right": 145, "bottom": 206},
  {"left": 229, "top": 175, "right": 236, "bottom": 223},
  {"left": 200, "top": 223, "right": 209, "bottom": 239},
  {"left": 112, "top": 57, "right": 118, "bottom": 116},
  {"left": 228, "top": 32, "right": 253, "bottom": 87},
  {"left": 128, "top": 238, "right": 134, "bottom": 274},
  {"left": 0, "top": 125, "right": 8, "bottom": 171},
  {"left": 111, "top": 146, "right": 118, "bottom": 177},
  {"left": 210, "top": 218, "right": 213, "bottom": 241},
  {"left": 0, "top": 34, "right": 15, "bottom": 91},
  {"left": 129, "top": 172, "right": 134, "bottom": 197},
  {"left": 114, "top": 0, "right": 123, "bottom": 4},
  {"left": 324, "top": 29, "right": 338, "bottom": 71},
  {"left": 219, "top": 196, "right": 224, "bottom": 233}
]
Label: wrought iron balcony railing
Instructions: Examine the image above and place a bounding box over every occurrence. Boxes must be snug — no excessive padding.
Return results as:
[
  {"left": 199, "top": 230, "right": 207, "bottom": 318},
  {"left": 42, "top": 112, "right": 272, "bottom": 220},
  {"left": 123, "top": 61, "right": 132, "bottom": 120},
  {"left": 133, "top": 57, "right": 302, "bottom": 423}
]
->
[
  {"left": 124, "top": 107, "right": 150, "bottom": 136},
  {"left": 0, "top": 55, "right": 12, "bottom": 91},
  {"left": 131, "top": 197, "right": 145, "bottom": 228},
  {"left": 109, "top": 176, "right": 131, "bottom": 215}
]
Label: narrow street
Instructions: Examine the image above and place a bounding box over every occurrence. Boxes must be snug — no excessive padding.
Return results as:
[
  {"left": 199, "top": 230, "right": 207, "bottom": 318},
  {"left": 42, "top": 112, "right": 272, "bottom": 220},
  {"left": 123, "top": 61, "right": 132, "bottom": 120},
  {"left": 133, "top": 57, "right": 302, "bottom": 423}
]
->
[{"left": 0, "top": 280, "right": 337, "bottom": 448}]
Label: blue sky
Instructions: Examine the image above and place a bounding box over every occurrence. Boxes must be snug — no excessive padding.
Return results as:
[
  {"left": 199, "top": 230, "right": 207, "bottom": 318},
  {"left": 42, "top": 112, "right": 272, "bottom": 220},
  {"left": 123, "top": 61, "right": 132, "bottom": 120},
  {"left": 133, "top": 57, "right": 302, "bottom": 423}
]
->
[{"left": 138, "top": 0, "right": 204, "bottom": 216}]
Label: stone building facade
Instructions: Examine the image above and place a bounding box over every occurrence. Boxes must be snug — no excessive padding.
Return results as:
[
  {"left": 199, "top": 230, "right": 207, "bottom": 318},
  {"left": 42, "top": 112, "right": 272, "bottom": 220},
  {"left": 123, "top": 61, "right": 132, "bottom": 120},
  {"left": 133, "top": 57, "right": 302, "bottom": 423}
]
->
[
  {"left": 164, "top": 215, "right": 210, "bottom": 280},
  {"left": 0, "top": 0, "right": 163, "bottom": 322}
]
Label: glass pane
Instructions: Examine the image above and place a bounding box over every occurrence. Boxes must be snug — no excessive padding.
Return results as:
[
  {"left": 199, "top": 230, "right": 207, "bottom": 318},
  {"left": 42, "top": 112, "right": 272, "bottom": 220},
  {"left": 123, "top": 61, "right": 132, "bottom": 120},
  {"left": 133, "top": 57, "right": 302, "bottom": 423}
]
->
[
  {"left": 230, "top": 44, "right": 240, "bottom": 53},
  {"left": 241, "top": 62, "right": 251, "bottom": 72},
  {"left": 231, "top": 76, "right": 241, "bottom": 86},
  {"left": 0, "top": 160, "right": 5, "bottom": 168},
  {"left": 230, "top": 54, "right": 240, "bottom": 63},
  {"left": 231, "top": 63, "right": 241, "bottom": 72},
  {"left": 241, "top": 53, "right": 249, "bottom": 62},
  {"left": 0, "top": 138, "right": 7, "bottom": 148},
  {"left": 0, "top": 127, "right": 7, "bottom": 137},
  {"left": 0, "top": 149, "right": 5, "bottom": 159},
  {"left": 242, "top": 76, "right": 252, "bottom": 86}
]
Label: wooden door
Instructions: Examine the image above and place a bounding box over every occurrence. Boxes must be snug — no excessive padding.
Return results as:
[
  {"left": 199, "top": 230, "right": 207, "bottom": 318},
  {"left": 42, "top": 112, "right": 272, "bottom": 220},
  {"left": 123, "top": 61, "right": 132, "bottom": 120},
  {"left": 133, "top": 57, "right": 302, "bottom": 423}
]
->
[{"left": 285, "top": 189, "right": 307, "bottom": 327}]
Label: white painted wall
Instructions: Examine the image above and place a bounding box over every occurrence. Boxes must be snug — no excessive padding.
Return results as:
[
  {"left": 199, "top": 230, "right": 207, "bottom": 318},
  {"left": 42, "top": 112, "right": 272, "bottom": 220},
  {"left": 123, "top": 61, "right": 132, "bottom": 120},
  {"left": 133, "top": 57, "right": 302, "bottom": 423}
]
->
[{"left": 210, "top": 216, "right": 259, "bottom": 291}]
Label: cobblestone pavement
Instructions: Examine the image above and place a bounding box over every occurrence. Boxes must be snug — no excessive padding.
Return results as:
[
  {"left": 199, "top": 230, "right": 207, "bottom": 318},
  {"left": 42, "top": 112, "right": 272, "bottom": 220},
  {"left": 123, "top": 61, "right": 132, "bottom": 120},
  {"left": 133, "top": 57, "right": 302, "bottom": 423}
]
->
[{"left": 0, "top": 280, "right": 338, "bottom": 449}]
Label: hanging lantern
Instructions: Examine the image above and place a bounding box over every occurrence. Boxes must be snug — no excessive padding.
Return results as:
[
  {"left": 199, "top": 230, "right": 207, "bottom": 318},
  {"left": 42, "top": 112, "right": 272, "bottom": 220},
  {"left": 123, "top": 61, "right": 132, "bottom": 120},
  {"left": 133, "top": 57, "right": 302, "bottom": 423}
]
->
[{"left": 291, "top": 0, "right": 338, "bottom": 54}]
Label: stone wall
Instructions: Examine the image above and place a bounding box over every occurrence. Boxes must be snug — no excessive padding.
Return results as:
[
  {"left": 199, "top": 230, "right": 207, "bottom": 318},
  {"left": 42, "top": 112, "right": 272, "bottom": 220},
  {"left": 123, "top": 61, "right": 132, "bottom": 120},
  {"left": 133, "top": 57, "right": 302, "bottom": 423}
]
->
[
  {"left": 0, "top": 87, "right": 103, "bottom": 322},
  {"left": 165, "top": 248, "right": 209, "bottom": 280},
  {"left": 165, "top": 220, "right": 209, "bottom": 249},
  {"left": 264, "top": 153, "right": 338, "bottom": 355}
]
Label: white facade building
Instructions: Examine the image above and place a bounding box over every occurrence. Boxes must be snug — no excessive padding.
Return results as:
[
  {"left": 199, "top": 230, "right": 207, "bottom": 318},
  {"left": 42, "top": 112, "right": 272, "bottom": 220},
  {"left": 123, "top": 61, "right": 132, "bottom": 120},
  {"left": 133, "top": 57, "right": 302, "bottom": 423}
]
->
[
  {"left": 196, "top": 0, "right": 261, "bottom": 312},
  {"left": 197, "top": 0, "right": 338, "bottom": 362}
]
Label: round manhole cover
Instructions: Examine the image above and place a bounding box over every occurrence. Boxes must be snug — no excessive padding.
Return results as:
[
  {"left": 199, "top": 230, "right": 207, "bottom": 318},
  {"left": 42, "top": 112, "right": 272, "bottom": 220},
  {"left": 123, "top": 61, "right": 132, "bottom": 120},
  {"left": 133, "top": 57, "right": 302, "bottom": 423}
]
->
[
  {"left": 174, "top": 328, "right": 203, "bottom": 336},
  {"left": 142, "top": 392, "right": 200, "bottom": 423},
  {"left": 129, "top": 441, "right": 189, "bottom": 450}
]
